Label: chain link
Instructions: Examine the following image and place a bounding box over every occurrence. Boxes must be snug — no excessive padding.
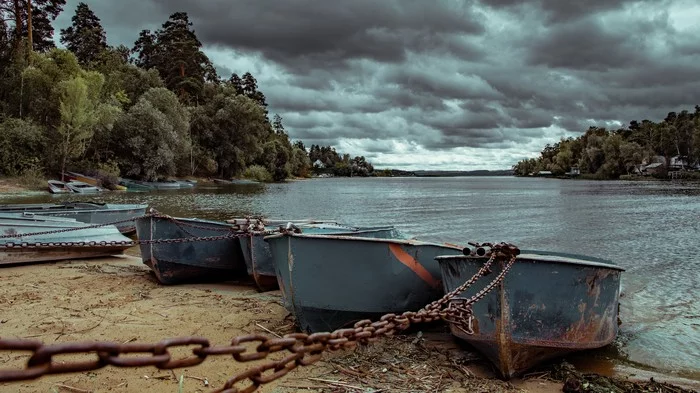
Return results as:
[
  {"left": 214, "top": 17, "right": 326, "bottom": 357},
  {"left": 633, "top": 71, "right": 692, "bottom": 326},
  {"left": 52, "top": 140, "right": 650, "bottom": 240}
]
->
[{"left": 0, "top": 242, "right": 520, "bottom": 392}]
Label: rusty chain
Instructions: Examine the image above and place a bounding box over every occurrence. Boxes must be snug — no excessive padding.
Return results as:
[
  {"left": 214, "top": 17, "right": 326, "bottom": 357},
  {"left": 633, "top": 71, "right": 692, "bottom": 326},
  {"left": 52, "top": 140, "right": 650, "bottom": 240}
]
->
[{"left": 0, "top": 242, "right": 520, "bottom": 392}]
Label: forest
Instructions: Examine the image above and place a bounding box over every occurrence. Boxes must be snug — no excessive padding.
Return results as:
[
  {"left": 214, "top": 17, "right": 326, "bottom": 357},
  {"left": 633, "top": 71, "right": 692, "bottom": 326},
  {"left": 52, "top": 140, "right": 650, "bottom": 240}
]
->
[
  {"left": 0, "top": 1, "right": 375, "bottom": 187},
  {"left": 512, "top": 108, "right": 700, "bottom": 179}
]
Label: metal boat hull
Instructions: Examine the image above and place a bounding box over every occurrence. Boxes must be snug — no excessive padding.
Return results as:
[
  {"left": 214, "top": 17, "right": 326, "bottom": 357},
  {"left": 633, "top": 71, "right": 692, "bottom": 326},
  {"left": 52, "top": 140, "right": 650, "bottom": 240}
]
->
[
  {"left": 436, "top": 251, "right": 624, "bottom": 379},
  {"left": 265, "top": 233, "right": 464, "bottom": 333},
  {"left": 0, "top": 202, "right": 148, "bottom": 235},
  {"left": 240, "top": 224, "right": 403, "bottom": 291},
  {"left": 0, "top": 214, "right": 133, "bottom": 265},
  {"left": 135, "top": 215, "right": 247, "bottom": 285},
  {"left": 48, "top": 180, "right": 71, "bottom": 194}
]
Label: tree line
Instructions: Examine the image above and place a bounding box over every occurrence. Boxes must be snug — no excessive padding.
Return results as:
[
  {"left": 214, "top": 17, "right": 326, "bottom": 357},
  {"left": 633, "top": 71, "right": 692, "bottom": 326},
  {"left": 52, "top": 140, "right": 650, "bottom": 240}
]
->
[
  {"left": 512, "top": 107, "right": 700, "bottom": 179},
  {"left": 0, "top": 1, "right": 375, "bottom": 185}
]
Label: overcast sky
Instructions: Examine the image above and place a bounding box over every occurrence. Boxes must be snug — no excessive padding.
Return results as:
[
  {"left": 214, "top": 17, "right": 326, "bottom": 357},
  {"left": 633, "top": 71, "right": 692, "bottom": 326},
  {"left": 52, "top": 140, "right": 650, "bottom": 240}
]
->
[{"left": 53, "top": 0, "right": 700, "bottom": 170}]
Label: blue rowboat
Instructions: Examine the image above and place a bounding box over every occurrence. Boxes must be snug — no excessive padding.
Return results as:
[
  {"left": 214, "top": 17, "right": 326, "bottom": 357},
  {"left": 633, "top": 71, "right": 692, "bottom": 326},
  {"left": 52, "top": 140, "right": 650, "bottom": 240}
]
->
[
  {"left": 264, "top": 232, "right": 465, "bottom": 333},
  {"left": 0, "top": 213, "right": 134, "bottom": 265},
  {"left": 135, "top": 215, "right": 247, "bottom": 285},
  {"left": 0, "top": 202, "right": 148, "bottom": 235},
  {"left": 239, "top": 222, "right": 404, "bottom": 291},
  {"left": 435, "top": 250, "right": 624, "bottom": 379},
  {"left": 118, "top": 178, "right": 155, "bottom": 192}
]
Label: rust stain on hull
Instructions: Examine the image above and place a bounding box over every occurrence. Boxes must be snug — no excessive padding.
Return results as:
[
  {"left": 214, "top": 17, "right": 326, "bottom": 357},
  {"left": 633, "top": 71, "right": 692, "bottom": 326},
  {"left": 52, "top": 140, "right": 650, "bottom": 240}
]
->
[
  {"left": 388, "top": 243, "right": 439, "bottom": 288},
  {"left": 438, "top": 253, "right": 623, "bottom": 379}
]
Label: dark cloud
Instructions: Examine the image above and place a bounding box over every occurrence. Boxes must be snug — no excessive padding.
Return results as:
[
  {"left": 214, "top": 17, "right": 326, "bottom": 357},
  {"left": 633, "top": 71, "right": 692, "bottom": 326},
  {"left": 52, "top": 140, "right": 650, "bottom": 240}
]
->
[
  {"left": 527, "top": 19, "right": 645, "bottom": 71},
  {"left": 52, "top": 0, "right": 700, "bottom": 169},
  {"left": 479, "top": 0, "right": 652, "bottom": 23},
  {"left": 151, "top": 0, "right": 484, "bottom": 70}
]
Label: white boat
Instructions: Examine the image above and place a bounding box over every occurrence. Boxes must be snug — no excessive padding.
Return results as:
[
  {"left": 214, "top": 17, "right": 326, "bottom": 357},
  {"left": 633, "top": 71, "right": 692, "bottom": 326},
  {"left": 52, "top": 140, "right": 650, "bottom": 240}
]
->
[
  {"left": 47, "top": 180, "right": 72, "bottom": 194},
  {"left": 65, "top": 181, "right": 102, "bottom": 193}
]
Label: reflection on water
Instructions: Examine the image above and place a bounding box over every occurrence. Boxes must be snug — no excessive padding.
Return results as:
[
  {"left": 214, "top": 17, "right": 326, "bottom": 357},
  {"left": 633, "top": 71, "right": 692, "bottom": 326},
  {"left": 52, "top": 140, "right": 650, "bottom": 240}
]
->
[{"left": 2, "top": 177, "right": 699, "bottom": 378}]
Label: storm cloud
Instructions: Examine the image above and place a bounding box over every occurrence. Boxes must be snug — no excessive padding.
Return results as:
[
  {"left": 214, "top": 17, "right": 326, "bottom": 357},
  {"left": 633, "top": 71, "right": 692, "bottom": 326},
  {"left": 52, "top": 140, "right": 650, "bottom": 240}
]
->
[{"left": 53, "top": 0, "right": 700, "bottom": 170}]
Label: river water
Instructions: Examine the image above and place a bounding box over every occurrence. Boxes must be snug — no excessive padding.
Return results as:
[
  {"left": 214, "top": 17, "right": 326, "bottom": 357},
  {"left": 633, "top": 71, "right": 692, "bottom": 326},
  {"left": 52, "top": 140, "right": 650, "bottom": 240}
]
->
[{"left": 3, "top": 177, "right": 699, "bottom": 378}]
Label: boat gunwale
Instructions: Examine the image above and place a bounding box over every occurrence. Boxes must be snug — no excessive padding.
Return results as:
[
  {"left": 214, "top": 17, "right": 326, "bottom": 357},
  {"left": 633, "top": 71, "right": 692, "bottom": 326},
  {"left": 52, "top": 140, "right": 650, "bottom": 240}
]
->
[
  {"left": 32, "top": 205, "right": 149, "bottom": 214},
  {"left": 140, "top": 215, "right": 240, "bottom": 230},
  {"left": 435, "top": 251, "right": 624, "bottom": 272},
  {"left": 263, "top": 231, "right": 463, "bottom": 249}
]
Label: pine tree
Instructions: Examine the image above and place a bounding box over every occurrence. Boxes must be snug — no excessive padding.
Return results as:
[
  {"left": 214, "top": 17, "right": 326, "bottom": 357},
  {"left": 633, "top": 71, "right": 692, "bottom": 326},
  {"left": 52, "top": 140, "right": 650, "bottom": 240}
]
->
[
  {"left": 272, "top": 114, "right": 285, "bottom": 134},
  {"left": 241, "top": 71, "right": 267, "bottom": 111},
  {"left": 0, "top": 0, "right": 66, "bottom": 52},
  {"left": 59, "top": 2, "right": 107, "bottom": 66},
  {"left": 228, "top": 73, "right": 244, "bottom": 95},
  {"left": 130, "top": 12, "right": 217, "bottom": 103},
  {"left": 132, "top": 29, "right": 156, "bottom": 69}
]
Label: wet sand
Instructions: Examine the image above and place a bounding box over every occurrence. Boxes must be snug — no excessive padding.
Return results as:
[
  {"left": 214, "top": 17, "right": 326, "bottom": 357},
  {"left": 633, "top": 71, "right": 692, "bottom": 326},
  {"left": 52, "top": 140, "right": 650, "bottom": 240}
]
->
[{"left": 0, "top": 252, "right": 697, "bottom": 393}]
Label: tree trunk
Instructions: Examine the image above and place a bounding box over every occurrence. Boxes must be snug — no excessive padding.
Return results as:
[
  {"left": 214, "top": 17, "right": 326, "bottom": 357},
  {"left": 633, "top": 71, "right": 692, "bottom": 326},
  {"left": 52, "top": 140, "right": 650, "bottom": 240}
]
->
[
  {"left": 26, "top": 0, "right": 32, "bottom": 52},
  {"left": 13, "top": 0, "right": 21, "bottom": 39},
  {"left": 61, "top": 154, "right": 66, "bottom": 182}
]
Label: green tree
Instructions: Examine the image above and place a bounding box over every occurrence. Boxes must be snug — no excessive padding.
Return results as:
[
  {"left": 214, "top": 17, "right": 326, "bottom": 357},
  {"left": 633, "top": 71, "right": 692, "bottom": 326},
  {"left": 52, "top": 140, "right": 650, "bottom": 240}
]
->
[
  {"left": 287, "top": 146, "right": 310, "bottom": 177},
  {"left": 20, "top": 49, "right": 82, "bottom": 126},
  {"left": 260, "top": 137, "right": 290, "bottom": 181},
  {"left": 132, "top": 29, "right": 156, "bottom": 69},
  {"left": 55, "top": 75, "right": 93, "bottom": 178},
  {"left": 241, "top": 71, "right": 267, "bottom": 110},
  {"left": 0, "top": 0, "right": 66, "bottom": 52},
  {"left": 272, "top": 113, "right": 284, "bottom": 134},
  {"left": 0, "top": 117, "right": 45, "bottom": 175},
  {"left": 620, "top": 141, "right": 644, "bottom": 174},
  {"left": 131, "top": 12, "right": 217, "bottom": 103},
  {"left": 227, "top": 73, "right": 244, "bottom": 95},
  {"left": 111, "top": 87, "right": 190, "bottom": 180},
  {"left": 190, "top": 86, "right": 270, "bottom": 178},
  {"left": 59, "top": 2, "right": 107, "bottom": 66}
]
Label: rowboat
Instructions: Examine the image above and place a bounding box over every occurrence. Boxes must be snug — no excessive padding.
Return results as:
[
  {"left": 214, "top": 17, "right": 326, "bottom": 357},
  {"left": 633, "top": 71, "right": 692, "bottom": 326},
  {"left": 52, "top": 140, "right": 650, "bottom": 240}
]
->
[
  {"left": 135, "top": 215, "right": 247, "bottom": 285},
  {"left": 47, "top": 180, "right": 71, "bottom": 194},
  {"left": 0, "top": 213, "right": 134, "bottom": 265},
  {"left": 239, "top": 221, "right": 404, "bottom": 291},
  {"left": 117, "top": 178, "right": 183, "bottom": 191},
  {"left": 149, "top": 180, "right": 182, "bottom": 189},
  {"left": 435, "top": 250, "right": 624, "bottom": 379},
  {"left": 118, "top": 178, "right": 154, "bottom": 192},
  {"left": 214, "top": 178, "right": 260, "bottom": 185},
  {"left": 264, "top": 232, "right": 464, "bottom": 332},
  {"left": 176, "top": 180, "right": 196, "bottom": 188},
  {"left": 65, "top": 181, "right": 101, "bottom": 193},
  {"left": 64, "top": 171, "right": 127, "bottom": 191},
  {"left": 0, "top": 202, "right": 148, "bottom": 235}
]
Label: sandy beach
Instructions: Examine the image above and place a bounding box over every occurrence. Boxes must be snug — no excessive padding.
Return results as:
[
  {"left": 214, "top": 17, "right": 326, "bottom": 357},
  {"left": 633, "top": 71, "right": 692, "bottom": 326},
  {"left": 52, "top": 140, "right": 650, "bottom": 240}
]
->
[
  {"left": 0, "top": 251, "right": 555, "bottom": 393},
  {"left": 1, "top": 250, "right": 698, "bottom": 393}
]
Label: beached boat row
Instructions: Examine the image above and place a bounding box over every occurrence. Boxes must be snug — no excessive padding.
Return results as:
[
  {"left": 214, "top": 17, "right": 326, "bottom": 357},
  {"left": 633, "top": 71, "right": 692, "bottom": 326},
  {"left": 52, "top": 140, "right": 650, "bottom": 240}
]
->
[
  {"left": 132, "top": 213, "right": 624, "bottom": 379},
  {"left": 46, "top": 171, "right": 263, "bottom": 194},
  {"left": 0, "top": 202, "right": 624, "bottom": 380},
  {"left": 46, "top": 171, "right": 201, "bottom": 194}
]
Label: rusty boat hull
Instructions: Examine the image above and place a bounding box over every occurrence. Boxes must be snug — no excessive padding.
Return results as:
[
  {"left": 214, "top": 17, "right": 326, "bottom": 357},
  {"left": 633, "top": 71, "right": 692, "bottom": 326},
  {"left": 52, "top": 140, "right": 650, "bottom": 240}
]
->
[
  {"left": 135, "top": 215, "right": 247, "bottom": 285},
  {"left": 436, "top": 251, "right": 624, "bottom": 379},
  {"left": 265, "top": 233, "right": 464, "bottom": 333},
  {"left": 241, "top": 224, "right": 403, "bottom": 292},
  {"left": 0, "top": 213, "right": 133, "bottom": 265}
]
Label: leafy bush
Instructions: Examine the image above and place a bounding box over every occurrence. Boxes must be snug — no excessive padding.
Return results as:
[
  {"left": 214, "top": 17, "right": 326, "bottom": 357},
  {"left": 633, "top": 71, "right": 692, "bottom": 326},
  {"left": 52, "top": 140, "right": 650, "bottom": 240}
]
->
[
  {"left": 243, "top": 165, "right": 272, "bottom": 182},
  {"left": 0, "top": 118, "right": 46, "bottom": 176}
]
